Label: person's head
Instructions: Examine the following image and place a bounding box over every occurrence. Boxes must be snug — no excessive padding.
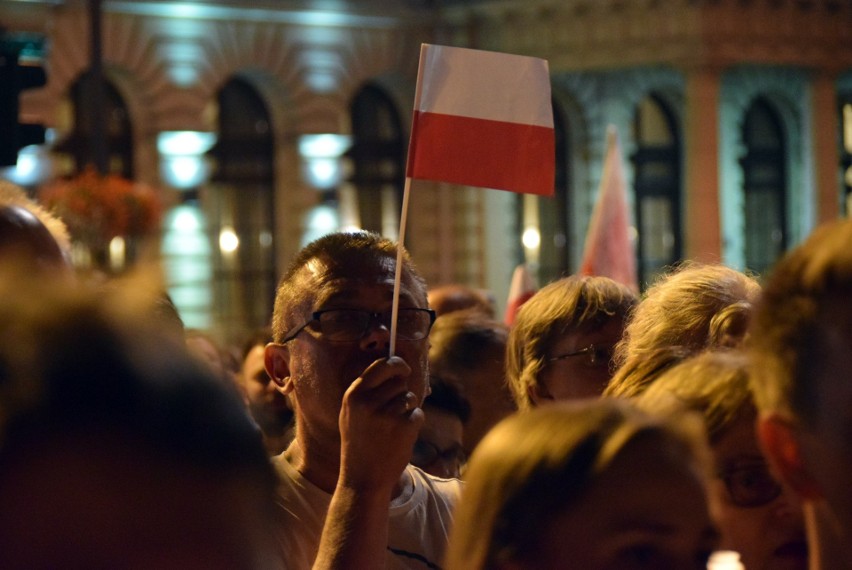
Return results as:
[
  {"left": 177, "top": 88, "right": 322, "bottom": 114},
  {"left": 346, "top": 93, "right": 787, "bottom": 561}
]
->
[
  {"left": 185, "top": 328, "right": 244, "bottom": 397},
  {"left": 445, "top": 399, "right": 717, "bottom": 570},
  {"left": 0, "top": 182, "right": 71, "bottom": 272},
  {"left": 264, "top": 231, "right": 433, "bottom": 446},
  {"left": 635, "top": 351, "right": 807, "bottom": 570},
  {"left": 0, "top": 272, "right": 279, "bottom": 569},
  {"left": 412, "top": 376, "right": 470, "bottom": 479},
  {"left": 615, "top": 262, "right": 759, "bottom": 368},
  {"left": 428, "top": 283, "right": 495, "bottom": 318},
  {"left": 749, "top": 219, "right": 852, "bottom": 549},
  {"left": 428, "top": 309, "right": 513, "bottom": 454},
  {"left": 241, "top": 327, "right": 294, "bottom": 454},
  {"left": 506, "top": 275, "right": 637, "bottom": 409}
]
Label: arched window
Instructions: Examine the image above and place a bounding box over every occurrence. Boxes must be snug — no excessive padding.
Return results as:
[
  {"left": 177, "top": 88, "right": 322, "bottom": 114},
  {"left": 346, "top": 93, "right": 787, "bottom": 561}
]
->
[
  {"left": 740, "top": 97, "right": 786, "bottom": 275},
  {"left": 55, "top": 70, "right": 133, "bottom": 178},
  {"left": 206, "top": 78, "right": 276, "bottom": 338},
  {"left": 842, "top": 99, "right": 852, "bottom": 215},
  {"left": 347, "top": 84, "right": 405, "bottom": 235},
  {"left": 517, "top": 99, "right": 570, "bottom": 286},
  {"left": 632, "top": 93, "right": 682, "bottom": 286}
]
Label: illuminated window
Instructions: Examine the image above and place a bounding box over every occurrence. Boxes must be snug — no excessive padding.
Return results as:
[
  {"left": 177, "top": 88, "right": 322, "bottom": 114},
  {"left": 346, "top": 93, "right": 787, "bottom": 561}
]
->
[
  {"left": 347, "top": 84, "right": 405, "bottom": 236},
  {"left": 632, "top": 93, "right": 682, "bottom": 286},
  {"left": 54, "top": 70, "right": 133, "bottom": 178},
  {"left": 842, "top": 101, "right": 852, "bottom": 215},
  {"left": 740, "top": 97, "right": 786, "bottom": 275},
  {"left": 206, "top": 78, "right": 276, "bottom": 339},
  {"left": 517, "top": 99, "right": 569, "bottom": 285}
]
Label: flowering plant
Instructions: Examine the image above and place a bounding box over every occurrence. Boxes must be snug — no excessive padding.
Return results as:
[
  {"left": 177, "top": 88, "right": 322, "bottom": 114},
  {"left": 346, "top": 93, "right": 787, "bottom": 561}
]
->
[{"left": 39, "top": 167, "right": 163, "bottom": 250}]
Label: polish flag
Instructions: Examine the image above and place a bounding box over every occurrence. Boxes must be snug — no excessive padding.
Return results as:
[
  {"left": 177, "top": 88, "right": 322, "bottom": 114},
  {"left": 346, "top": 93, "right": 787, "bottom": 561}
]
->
[
  {"left": 504, "top": 263, "right": 537, "bottom": 326},
  {"left": 406, "top": 44, "right": 555, "bottom": 196},
  {"left": 579, "top": 126, "right": 638, "bottom": 293}
]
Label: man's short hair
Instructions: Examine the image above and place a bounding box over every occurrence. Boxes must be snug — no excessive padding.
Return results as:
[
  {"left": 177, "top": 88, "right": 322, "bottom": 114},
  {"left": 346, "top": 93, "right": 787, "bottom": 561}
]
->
[
  {"left": 429, "top": 309, "right": 508, "bottom": 382},
  {"left": 424, "top": 376, "right": 471, "bottom": 424},
  {"left": 428, "top": 284, "right": 495, "bottom": 318},
  {"left": 749, "top": 219, "right": 852, "bottom": 424},
  {"left": 506, "top": 275, "right": 637, "bottom": 410},
  {"left": 271, "top": 231, "right": 427, "bottom": 343}
]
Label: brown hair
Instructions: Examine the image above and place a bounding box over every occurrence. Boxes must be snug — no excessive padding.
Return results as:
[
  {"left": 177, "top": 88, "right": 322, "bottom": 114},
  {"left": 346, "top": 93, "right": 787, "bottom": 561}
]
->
[{"left": 506, "top": 275, "right": 636, "bottom": 410}]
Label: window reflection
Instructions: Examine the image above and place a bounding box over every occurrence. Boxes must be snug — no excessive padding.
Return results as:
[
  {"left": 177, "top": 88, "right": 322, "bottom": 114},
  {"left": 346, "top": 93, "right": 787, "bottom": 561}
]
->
[
  {"left": 632, "top": 94, "right": 682, "bottom": 286},
  {"left": 740, "top": 97, "right": 786, "bottom": 275}
]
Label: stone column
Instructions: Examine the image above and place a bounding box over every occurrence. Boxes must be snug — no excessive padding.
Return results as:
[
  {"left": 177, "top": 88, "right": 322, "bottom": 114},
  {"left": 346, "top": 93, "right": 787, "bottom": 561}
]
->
[
  {"left": 811, "top": 71, "right": 841, "bottom": 222},
  {"left": 683, "top": 66, "right": 723, "bottom": 262}
]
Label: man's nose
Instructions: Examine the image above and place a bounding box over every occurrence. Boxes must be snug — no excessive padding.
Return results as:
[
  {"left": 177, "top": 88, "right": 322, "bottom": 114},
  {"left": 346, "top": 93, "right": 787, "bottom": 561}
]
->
[{"left": 359, "top": 314, "right": 391, "bottom": 349}]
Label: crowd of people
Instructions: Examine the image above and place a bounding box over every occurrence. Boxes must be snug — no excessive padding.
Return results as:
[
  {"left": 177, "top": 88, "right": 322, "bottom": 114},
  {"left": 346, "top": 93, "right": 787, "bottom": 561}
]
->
[{"left": 1, "top": 178, "right": 852, "bottom": 569}]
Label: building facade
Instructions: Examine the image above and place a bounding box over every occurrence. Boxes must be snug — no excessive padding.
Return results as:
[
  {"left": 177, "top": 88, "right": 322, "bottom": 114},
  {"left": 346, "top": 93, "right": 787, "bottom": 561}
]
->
[{"left": 1, "top": 0, "right": 851, "bottom": 342}]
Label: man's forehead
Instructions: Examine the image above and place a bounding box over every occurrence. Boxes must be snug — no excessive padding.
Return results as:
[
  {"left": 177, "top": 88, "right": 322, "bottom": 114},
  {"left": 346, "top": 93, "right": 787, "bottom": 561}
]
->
[{"left": 293, "top": 254, "right": 425, "bottom": 304}]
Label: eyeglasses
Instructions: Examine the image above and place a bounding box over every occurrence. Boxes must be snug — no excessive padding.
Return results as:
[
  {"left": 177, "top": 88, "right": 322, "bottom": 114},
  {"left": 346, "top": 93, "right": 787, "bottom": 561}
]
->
[
  {"left": 718, "top": 462, "right": 783, "bottom": 508},
  {"left": 548, "top": 344, "right": 615, "bottom": 368},
  {"left": 282, "top": 308, "right": 436, "bottom": 343}
]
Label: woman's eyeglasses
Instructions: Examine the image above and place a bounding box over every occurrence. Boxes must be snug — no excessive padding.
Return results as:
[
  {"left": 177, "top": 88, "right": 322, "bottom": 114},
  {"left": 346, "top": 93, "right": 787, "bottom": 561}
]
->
[
  {"left": 718, "top": 462, "right": 783, "bottom": 508},
  {"left": 548, "top": 344, "right": 615, "bottom": 368}
]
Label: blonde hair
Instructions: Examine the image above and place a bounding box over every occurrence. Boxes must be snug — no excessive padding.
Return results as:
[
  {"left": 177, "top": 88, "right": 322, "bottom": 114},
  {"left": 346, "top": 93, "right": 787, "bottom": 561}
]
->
[
  {"left": 615, "top": 263, "right": 759, "bottom": 368},
  {"left": 604, "top": 345, "right": 691, "bottom": 399},
  {"left": 506, "top": 275, "right": 636, "bottom": 410},
  {"left": 444, "top": 399, "right": 708, "bottom": 570},
  {"left": 633, "top": 350, "right": 754, "bottom": 444}
]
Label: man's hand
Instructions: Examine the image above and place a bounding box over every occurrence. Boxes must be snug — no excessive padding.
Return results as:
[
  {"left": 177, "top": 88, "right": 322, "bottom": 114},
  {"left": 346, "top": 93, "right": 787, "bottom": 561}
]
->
[
  {"left": 337, "top": 356, "right": 424, "bottom": 496},
  {"left": 312, "top": 356, "right": 425, "bottom": 570}
]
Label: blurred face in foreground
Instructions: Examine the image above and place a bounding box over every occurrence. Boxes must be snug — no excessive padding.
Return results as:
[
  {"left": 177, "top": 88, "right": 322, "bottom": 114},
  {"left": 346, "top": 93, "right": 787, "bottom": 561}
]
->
[
  {"left": 708, "top": 413, "right": 807, "bottom": 570},
  {"left": 0, "top": 435, "right": 278, "bottom": 570},
  {"left": 513, "top": 437, "right": 718, "bottom": 570}
]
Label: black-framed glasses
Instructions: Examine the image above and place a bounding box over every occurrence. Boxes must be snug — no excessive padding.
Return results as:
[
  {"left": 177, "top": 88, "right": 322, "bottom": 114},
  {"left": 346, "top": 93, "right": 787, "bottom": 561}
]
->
[
  {"left": 718, "top": 462, "right": 783, "bottom": 508},
  {"left": 282, "top": 308, "right": 436, "bottom": 343},
  {"left": 548, "top": 344, "right": 614, "bottom": 368}
]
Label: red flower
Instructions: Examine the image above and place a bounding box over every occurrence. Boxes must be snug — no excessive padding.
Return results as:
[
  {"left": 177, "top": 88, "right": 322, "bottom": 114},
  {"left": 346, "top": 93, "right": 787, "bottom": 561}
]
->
[{"left": 39, "top": 167, "right": 163, "bottom": 249}]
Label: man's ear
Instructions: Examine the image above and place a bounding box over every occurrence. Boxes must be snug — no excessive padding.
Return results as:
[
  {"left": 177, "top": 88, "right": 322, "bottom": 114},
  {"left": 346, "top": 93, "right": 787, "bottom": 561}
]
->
[
  {"left": 265, "top": 343, "right": 294, "bottom": 394},
  {"left": 758, "top": 413, "right": 823, "bottom": 501}
]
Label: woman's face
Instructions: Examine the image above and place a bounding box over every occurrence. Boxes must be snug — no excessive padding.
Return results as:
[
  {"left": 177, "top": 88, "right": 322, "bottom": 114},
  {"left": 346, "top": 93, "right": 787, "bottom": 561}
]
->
[
  {"left": 515, "top": 437, "right": 718, "bottom": 570},
  {"left": 708, "top": 414, "right": 808, "bottom": 570},
  {"left": 534, "top": 317, "right": 624, "bottom": 403}
]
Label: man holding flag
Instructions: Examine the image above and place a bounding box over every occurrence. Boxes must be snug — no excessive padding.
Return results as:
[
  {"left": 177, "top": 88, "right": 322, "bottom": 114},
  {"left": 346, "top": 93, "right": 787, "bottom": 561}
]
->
[
  {"left": 265, "top": 42, "right": 555, "bottom": 569},
  {"left": 264, "top": 231, "right": 459, "bottom": 569}
]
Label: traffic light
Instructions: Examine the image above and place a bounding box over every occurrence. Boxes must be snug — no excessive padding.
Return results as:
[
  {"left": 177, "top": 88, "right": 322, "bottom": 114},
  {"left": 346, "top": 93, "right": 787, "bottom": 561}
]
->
[{"left": 0, "top": 32, "right": 47, "bottom": 167}]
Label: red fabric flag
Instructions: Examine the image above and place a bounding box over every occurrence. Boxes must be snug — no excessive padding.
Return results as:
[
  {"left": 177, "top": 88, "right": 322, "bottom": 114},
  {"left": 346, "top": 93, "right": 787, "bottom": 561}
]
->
[
  {"left": 579, "top": 126, "right": 639, "bottom": 293},
  {"left": 504, "top": 263, "right": 536, "bottom": 326},
  {"left": 406, "top": 44, "right": 555, "bottom": 196}
]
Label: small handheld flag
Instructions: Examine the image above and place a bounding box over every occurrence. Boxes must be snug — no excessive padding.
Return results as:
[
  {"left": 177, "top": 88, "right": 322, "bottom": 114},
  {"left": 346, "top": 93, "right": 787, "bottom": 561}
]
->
[
  {"left": 407, "top": 44, "right": 555, "bottom": 196},
  {"left": 391, "top": 44, "right": 555, "bottom": 355},
  {"left": 504, "top": 263, "right": 536, "bottom": 326}
]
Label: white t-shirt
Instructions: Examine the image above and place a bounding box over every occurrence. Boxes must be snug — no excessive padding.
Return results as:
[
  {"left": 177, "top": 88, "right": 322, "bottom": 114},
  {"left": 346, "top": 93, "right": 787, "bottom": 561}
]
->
[{"left": 272, "top": 455, "right": 462, "bottom": 569}]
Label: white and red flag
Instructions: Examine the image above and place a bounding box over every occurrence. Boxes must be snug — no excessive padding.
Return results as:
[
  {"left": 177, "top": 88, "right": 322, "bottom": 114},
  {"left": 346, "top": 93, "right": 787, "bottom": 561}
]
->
[
  {"left": 391, "top": 44, "right": 554, "bottom": 354},
  {"left": 504, "top": 263, "right": 536, "bottom": 326},
  {"left": 579, "top": 126, "right": 638, "bottom": 293},
  {"left": 406, "top": 44, "right": 555, "bottom": 196}
]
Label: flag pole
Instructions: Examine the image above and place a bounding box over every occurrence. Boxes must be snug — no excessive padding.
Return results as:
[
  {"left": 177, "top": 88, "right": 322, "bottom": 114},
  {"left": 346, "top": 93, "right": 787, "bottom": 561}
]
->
[{"left": 389, "top": 176, "right": 412, "bottom": 357}]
